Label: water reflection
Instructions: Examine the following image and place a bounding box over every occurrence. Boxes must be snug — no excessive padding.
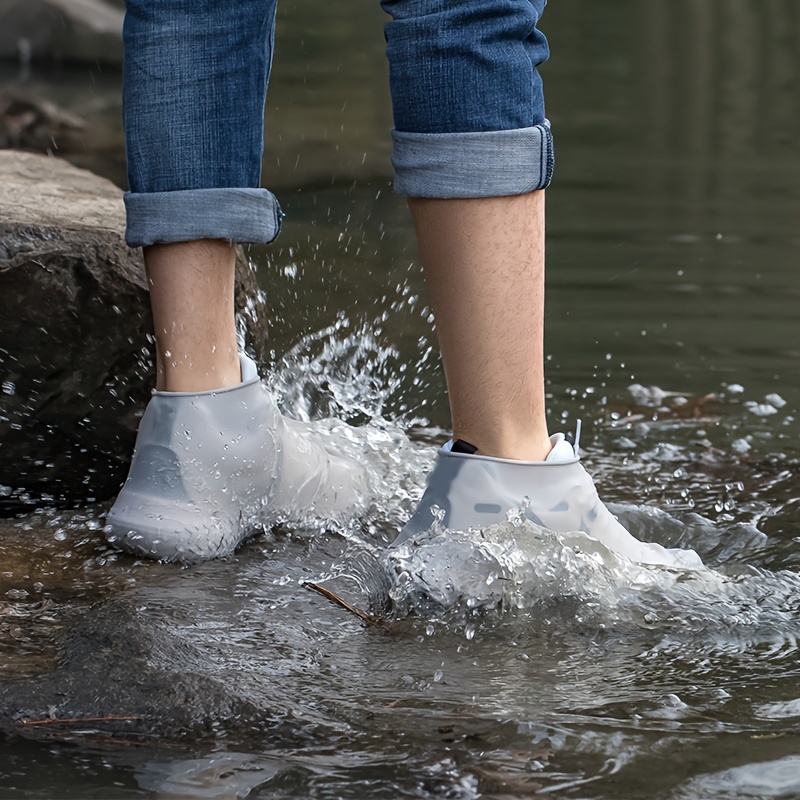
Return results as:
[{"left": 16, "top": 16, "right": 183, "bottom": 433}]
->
[{"left": 544, "top": 0, "right": 800, "bottom": 424}]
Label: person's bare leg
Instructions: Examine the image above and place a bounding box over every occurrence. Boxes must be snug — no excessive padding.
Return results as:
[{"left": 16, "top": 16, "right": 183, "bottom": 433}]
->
[
  {"left": 145, "top": 239, "right": 241, "bottom": 392},
  {"left": 409, "top": 190, "right": 551, "bottom": 461}
]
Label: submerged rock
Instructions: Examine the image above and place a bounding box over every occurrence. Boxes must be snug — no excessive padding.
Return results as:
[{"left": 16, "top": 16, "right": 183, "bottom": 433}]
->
[
  {"left": 0, "top": 150, "right": 269, "bottom": 510},
  {"left": 0, "top": 0, "right": 124, "bottom": 66},
  {"left": 0, "top": 537, "right": 350, "bottom": 748},
  {"left": 0, "top": 600, "right": 280, "bottom": 743}
]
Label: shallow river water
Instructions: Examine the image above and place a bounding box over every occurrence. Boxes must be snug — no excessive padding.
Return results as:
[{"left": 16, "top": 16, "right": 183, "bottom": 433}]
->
[{"left": 4, "top": 1, "right": 800, "bottom": 798}]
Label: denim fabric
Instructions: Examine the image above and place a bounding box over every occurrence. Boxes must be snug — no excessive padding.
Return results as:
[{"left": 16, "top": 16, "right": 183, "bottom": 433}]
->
[
  {"left": 382, "top": 0, "right": 552, "bottom": 197},
  {"left": 123, "top": 0, "right": 282, "bottom": 245},
  {"left": 381, "top": 0, "right": 549, "bottom": 134},
  {"left": 392, "top": 125, "right": 553, "bottom": 197},
  {"left": 125, "top": 188, "right": 283, "bottom": 248},
  {"left": 124, "top": 0, "right": 276, "bottom": 192},
  {"left": 122, "top": 0, "right": 553, "bottom": 246}
]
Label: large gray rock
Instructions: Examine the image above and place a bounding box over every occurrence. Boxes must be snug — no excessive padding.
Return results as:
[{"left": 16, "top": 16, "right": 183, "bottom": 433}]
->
[
  {"left": 0, "top": 0, "right": 124, "bottom": 65},
  {"left": 0, "top": 150, "right": 269, "bottom": 510}
]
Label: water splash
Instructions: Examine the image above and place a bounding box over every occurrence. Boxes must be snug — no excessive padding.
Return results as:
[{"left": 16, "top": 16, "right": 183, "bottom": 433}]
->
[
  {"left": 673, "top": 756, "right": 800, "bottom": 799},
  {"left": 258, "top": 318, "right": 435, "bottom": 542},
  {"left": 260, "top": 324, "right": 800, "bottom": 652},
  {"left": 269, "top": 314, "right": 431, "bottom": 428},
  {"left": 381, "top": 517, "right": 800, "bottom": 637}
]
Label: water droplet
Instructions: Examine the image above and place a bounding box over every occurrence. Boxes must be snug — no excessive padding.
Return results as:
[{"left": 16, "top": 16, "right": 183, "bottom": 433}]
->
[
  {"left": 766, "top": 392, "right": 786, "bottom": 409},
  {"left": 506, "top": 507, "right": 525, "bottom": 527}
]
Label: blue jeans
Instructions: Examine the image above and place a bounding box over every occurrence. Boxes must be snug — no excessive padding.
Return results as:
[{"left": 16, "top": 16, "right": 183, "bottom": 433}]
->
[{"left": 123, "top": 0, "right": 553, "bottom": 248}]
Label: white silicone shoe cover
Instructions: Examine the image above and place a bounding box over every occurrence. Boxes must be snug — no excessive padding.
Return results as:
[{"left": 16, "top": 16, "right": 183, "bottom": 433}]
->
[
  {"left": 396, "top": 432, "right": 701, "bottom": 567},
  {"left": 106, "top": 355, "right": 371, "bottom": 561}
]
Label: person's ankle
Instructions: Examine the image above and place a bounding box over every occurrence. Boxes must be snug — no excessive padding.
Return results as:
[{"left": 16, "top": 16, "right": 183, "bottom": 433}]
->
[
  {"left": 156, "top": 351, "right": 242, "bottom": 393},
  {"left": 451, "top": 429, "right": 553, "bottom": 462}
]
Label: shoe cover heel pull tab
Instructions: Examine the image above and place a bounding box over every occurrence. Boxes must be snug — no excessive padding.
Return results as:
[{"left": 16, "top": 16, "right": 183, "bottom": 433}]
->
[
  {"left": 564, "top": 419, "right": 582, "bottom": 455},
  {"left": 239, "top": 354, "right": 259, "bottom": 383}
]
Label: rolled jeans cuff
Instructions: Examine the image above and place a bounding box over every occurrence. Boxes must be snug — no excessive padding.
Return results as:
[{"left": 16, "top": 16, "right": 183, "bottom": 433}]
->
[
  {"left": 391, "top": 123, "right": 554, "bottom": 198},
  {"left": 123, "top": 188, "right": 283, "bottom": 248}
]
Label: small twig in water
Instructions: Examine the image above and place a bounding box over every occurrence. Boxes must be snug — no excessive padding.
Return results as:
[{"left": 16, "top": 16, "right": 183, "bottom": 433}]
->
[
  {"left": 303, "top": 581, "right": 387, "bottom": 627},
  {"left": 20, "top": 715, "right": 142, "bottom": 726}
]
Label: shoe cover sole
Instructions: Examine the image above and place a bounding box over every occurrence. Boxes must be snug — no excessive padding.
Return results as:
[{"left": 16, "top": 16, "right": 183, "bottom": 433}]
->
[{"left": 106, "top": 496, "right": 251, "bottom": 562}]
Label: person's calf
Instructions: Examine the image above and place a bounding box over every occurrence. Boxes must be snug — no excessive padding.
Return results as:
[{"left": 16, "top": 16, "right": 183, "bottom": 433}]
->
[
  {"left": 409, "top": 192, "right": 551, "bottom": 462},
  {"left": 145, "top": 238, "right": 241, "bottom": 393}
]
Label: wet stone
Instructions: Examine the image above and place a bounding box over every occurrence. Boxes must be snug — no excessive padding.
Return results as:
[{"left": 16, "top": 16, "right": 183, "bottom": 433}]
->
[
  {"left": 0, "top": 150, "right": 269, "bottom": 510},
  {"left": 0, "top": 600, "right": 285, "bottom": 744},
  {"left": 0, "top": 529, "right": 366, "bottom": 750}
]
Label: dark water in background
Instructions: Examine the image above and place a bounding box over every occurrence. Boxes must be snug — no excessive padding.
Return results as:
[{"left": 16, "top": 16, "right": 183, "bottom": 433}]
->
[{"left": 4, "top": 0, "right": 800, "bottom": 797}]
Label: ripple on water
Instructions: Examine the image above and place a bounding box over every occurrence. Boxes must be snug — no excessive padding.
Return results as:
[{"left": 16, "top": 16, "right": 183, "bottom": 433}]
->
[{"left": 673, "top": 756, "right": 800, "bottom": 799}]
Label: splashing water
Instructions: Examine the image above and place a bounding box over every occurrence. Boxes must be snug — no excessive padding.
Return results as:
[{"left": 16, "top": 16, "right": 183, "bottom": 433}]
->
[
  {"left": 244, "top": 321, "right": 800, "bottom": 647},
  {"left": 245, "top": 317, "right": 435, "bottom": 542},
  {"left": 383, "top": 520, "right": 800, "bottom": 639},
  {"left": 269, "top": 314, "right": 432, "bottom": 428}
]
